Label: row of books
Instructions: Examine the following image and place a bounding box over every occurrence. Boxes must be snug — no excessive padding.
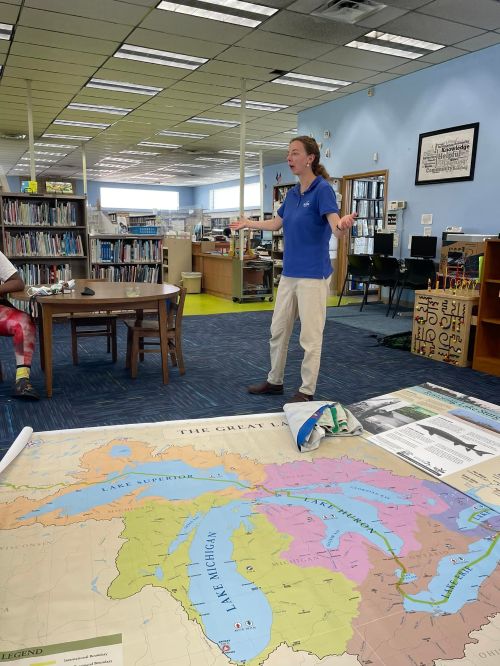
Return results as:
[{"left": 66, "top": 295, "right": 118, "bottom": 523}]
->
[
  {"left": 351, "top": 237, "right": 375, "bottom": 255},
  {"left": 89, "top": 239, "right": 161, "bottom": 263},
  {"left": 350, "top": 219, "right": 378, "bottom": 238},
  {"left": 90, "top": 265, "right": 160, "bottom": 283},
  {"left": 3, "top": 231, "right": 84, "bottom": 257},
  {"left": 352, "top": 179, "right": 384, "bottom": 199},
  {"left": 2, "top": 200, "right": 79, "bottom": 226},
  {"left": 16, "top": 263, "right": 73, "bottom": 285},
  {"left": 352, "top": 199, "right": 384, "bottom": 218}
]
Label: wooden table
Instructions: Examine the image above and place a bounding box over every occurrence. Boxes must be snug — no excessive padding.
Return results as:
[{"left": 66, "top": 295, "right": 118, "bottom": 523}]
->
[{"left": 14, "top": 280, "right": 179, "bottom": 397}]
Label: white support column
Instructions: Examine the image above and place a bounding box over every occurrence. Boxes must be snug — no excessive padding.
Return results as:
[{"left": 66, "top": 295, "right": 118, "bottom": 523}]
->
[
  {"left": 238, "top": 78, "right": 246, "bottom": 260},
  {"left": 25, "top": 80, "right": 36, "bottom": 182},
  {"left": 81, "top": 143, "right": 87, "bottom": 196},
  {"left": 259, "top": 150, "right": 264, "bottom": 221}
]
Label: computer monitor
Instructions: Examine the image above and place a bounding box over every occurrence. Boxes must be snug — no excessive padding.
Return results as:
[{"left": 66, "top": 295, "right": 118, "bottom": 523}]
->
[
  {"left": 410, "top": 235, "right": 437, "bottom": 259},
  {"left": 373, "top": 232, "right": 394, "bottom": 256}
]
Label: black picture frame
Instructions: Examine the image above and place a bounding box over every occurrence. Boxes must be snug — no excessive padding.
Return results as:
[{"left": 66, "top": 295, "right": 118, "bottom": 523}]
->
[{"left": 415, "top": 122, "right": 479, "bottom": 185}]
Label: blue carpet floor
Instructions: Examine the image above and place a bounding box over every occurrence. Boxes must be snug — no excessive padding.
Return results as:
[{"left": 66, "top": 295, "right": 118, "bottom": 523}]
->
[{"left": 1, "top": 309, "right": 499, "bottom": 456}]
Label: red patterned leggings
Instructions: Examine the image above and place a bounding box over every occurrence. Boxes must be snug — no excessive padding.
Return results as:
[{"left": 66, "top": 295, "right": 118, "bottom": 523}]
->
[{"left": 0, "top": 304, "right": 36, "bottom": 367}]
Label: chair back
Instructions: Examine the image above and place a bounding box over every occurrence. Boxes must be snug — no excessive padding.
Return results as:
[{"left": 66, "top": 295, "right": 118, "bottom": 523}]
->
[
  {"left": 347, "top": 254, "right": 372, "bottom": 280},
  {"left": 167, "top": 286, "right": 187, "bottom": 333},
  {"left": 371, "top": 255, "right": 401, "bottom": 281},
  {"left": 403, "top": 258, "right": 436, "bottom": 287}
]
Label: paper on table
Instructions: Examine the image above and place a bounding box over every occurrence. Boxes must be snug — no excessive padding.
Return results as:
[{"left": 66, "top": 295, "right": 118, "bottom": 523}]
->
[{"left": 0, "top": 426, "right": 33, "bottom": 476}]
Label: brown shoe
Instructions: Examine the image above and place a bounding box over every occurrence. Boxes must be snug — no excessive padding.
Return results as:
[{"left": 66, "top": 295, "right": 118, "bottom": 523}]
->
[
  {"left": 248, "top": 381, "right": 284, "bottom": 395},
  {"left": 287, "top": 391, "right": 314, "bottom": 403}
]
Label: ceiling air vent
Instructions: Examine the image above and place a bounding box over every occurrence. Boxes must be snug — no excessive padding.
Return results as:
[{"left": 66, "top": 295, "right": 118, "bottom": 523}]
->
[{"left": 313, "top": 0, "right": 386, "bottom": 24}]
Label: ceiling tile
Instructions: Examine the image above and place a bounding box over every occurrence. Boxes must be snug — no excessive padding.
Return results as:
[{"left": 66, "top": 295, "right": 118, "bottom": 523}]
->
[
  {"left": 138, "top": 9, "right": 251, "bottom": 45},
  {"left": 9, "top": 42, "right": 107, "bottom": 67},
  {"left": 7, "top": 54, "right": 96, "bottom": 78},
  {"left": 294, "top": 61, "right": 376, "bottom": 82},
  {"left": 19, "top": 7, "right": 133, "bottom": 41},
  {"left": 357, "top": 5, "right": 409, "bottom": 28},
  {"left": 13, "top": 26, "right": 117, "bottom": 56},
  {"left": 382, "top": 12, "right": 486, "bottom": 44},
  {"left": 199, "top": 59, "right": 277, "bottom": 83},
  {"left": 388, "top": 61, "right": 431, "bottom": 75},
  {"left": 215, "top": 46, "right": 307, "bottom": 72},
  {"left": 128, "top": 27, "right": 227, "bottom": 59},
  {"left": 455, "top": 32, "right": 500, "bottom": 52},
  {"left": 260, "top": 10, "right": 365, "bottom": 44},
  {"left": 0, "top": 1, "right": 20, "bottom": 22},
  {"left": 418, "top": 46, "right": 468, "bottom": 64},
  {"left": 418, "top": 0, "right": 500, "bottom": 31},
  {"left": 319, "top": 45, "right": 409, "bottom": 71},
  {"left": 24, "top": 0, "right": 149, "bottom": 25},
  {"left": 235, "top": 31, "right": 332, "bottom": 59},
  {"left": 361, "top": 72, "right": 400, "bottom": 84}
]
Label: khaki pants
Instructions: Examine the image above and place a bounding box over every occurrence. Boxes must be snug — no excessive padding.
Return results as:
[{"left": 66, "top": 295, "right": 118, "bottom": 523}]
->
[{"left": 267, "top": 275, "right": 331, "bottom": 395}]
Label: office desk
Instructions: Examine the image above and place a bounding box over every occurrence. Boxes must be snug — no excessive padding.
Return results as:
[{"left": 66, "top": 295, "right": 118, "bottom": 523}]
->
[{"left": 14, "top": 280, "right": 179, "bottom": 397}]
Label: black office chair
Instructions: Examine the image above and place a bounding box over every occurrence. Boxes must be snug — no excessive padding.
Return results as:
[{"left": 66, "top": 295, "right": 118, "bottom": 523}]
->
[
  {"left": 337, "top": 254, "right": 373, "bottom": 311},
  {"left": 392, "top": 258, "right": 436, "bottom": 318},
  {"left": 370, "top": 255, "right": 404, "bottom": 316}
]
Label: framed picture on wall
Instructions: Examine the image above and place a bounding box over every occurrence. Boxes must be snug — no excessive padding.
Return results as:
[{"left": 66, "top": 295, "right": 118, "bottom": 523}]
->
[{"left": 415, "top": 122, "right": 479, "bottom": 185}]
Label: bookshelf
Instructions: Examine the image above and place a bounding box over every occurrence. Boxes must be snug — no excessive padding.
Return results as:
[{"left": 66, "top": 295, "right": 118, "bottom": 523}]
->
[
  {"left": 162, "top": 236, "right": 192, "bottom": 285},
  {"left": 0, "top": 192, "right": 88, "bottom": 287},
  {"left": 337, "top": 170, "right": 388, "bottom": 296},
  {"left": 272, "top": 183, "right": 294, "bottom": 284},
  {"left": 89, "top": 234, "right": 162, "bottom": 283},
  {"left": 472, "top": 239, "right": 500, "bottom": 376}
]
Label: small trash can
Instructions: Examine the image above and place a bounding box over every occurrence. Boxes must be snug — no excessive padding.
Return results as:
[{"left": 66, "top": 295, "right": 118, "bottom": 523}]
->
[{"left": 181, "top": 271, "right": 202, "bottom": 294}]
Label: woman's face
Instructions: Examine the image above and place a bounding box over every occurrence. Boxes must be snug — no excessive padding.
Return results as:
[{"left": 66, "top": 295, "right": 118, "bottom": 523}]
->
[{"left": 287, "top": 140, "right": 312, "bottom": 177}]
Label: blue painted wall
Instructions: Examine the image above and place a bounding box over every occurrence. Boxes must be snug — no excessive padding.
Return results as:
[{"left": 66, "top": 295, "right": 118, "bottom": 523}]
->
[{"left": 298, "top": 44, "right": 500, "bottom": 255}]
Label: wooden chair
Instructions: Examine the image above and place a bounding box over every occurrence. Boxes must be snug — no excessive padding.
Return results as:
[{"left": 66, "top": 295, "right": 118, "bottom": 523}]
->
[
  {"left": 69, "top": 280, "right": 118, "bottom": 365},
  {"left": 124, "top": 287, "right": 186, "bottom": 380}
]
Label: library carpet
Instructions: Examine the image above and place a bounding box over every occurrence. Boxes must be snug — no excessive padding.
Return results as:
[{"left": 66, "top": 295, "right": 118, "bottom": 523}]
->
[{"left": 1, "top": 310, "right": 499, "bottom": 457}]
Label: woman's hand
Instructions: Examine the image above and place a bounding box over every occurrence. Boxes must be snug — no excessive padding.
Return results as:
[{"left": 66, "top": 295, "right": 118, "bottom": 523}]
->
[
  {"left": 337, "top": 212, "right": 357, "bottom": 231},
  {"left": 229, "top": 218, "right": 249, "bottom": 231}
]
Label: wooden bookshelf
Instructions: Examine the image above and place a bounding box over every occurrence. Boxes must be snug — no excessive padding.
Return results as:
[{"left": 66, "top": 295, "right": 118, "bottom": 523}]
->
[
  {"left": 89, "top": 234, "right": 162, "bottom": 283},
  {"left": 0, "top": 192, "right": 88, "bottom": 286},
  {"left": 472, "top": 239, "right": 500, "bottom": 376}
]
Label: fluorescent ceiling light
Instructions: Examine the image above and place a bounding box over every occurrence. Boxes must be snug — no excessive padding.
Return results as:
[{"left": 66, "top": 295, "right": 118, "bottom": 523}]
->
[
  {"left": 223, "top": 98, "right": 288, "bottom": 111},
  {"left": 138, "top": 141, "right": 182, "bottom": 148},
  {"left": 248, "top": 140, "right": 288, "bottom": 148},
  {"left": 156, "top": 167, "right": 190, "bottom": 173},
  {"left": 273, "top": 72, "right": 351, "bottom": 92},
  {"left": 157, "top": 1, "right": 277, "bottom": 29},
  {"left": 0, "top": 23, "right": 13, "bottom": 41},
  {"left": 219, "top": 150, "right": 258, "bottom": 156},
  {"left": 67, "top": 103, "right": 132, "bottom": 116},
  {"left": 120, "top": 150, "right": 160, "bottom": 156},
  {"left": 188, "top": 117, "right": 240, "bottom": 128},
  {"left": 86, "top": 78, "right": 163, "bottom": 96},
  {"left": 158, "top": 130, "right": 208, "bottom": 139},
  {"left": 42, "top": 133, "right": 92, "bottom": 141},
  {"left": 173, "top": 162, "right": 208, "bottom": 168},
  {"left": 195, "top": 157, "right": 235, "bottom": 163},
  {"left": 100, "top": 157, "right": 143, "bottom": 164},
  {"left": 34, "top": 150, "right": 68, "bottom": 156},
  {"left": 35, "top": 142, "right": 75, "bottom": 149},
  {"left": 114, "top": 44, "right": 207, "bottom": 70},
  {"left": 346, "top": 31, "right": 444, "bottom": 59},
  {"left": 21, "top": 156, "right": 57, "bottom": 163},
  {"left": 54, "top": 119, "right": 111, "bottom": 129},
  {"left": 283, "top": 129, "right": 297, "bottom": 134}
]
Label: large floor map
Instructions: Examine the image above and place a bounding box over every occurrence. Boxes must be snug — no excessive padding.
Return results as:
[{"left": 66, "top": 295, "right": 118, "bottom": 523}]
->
[{"left": 0, "top": 411, "right": 499, "bottom": 666}]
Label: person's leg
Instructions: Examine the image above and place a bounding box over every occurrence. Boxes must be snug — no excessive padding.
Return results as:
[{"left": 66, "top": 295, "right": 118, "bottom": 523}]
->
[
  {"left": 0, "top": 305, "right": 39, "bottom": 399},
  {"left": 267, "top": 276, "right": 298, "bottom": 385},
  {"left": 295, "top": 277, "right": 331, "bottom": 397}
]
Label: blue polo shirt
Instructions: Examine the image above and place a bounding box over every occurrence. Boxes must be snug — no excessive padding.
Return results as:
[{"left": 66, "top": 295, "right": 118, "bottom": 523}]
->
[{"left": 277, "top": 176, "right": 339, "bottom": 279}]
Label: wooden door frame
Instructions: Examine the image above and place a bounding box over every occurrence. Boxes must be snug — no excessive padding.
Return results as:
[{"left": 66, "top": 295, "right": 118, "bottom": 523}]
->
[{"left": 334, "top": 169, "right": 389, "bottom": 295}]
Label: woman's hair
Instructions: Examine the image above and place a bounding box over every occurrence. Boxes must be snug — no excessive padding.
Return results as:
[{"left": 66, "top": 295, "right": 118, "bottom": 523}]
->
[{"left": 292, "top": 135, "right": 330, "bottom": 180}]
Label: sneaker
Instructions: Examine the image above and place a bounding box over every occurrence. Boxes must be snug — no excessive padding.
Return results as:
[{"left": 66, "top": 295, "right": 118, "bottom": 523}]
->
[
  {"left": 13, "top": 378, "right": 40, "bottom": 401},
  {"left": 287, "top": 391, "right": 314, "bottom": 403},
  {"left": 248, "top": 381, "right": 284, "bottom": 395}
]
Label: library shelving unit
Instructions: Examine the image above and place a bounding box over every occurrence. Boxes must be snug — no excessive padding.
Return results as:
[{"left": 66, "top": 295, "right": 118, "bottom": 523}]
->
[
  {"left": 272, "top": 183, "right": 294, "bottom": 284},
  {"left": 472, "top": 239, "right": 500, "bottom": 376},
  {"left": 337, "top": 170, "right": 388, "bottom": 296},
  {"left": 0, "top": 192, "right": 88, "bottom": 287},
  {"left": 89, "top": 234, "right": 162, "bottom": 283},
  {"left": 162, "top": 236, "right": 192, "bottom": 285}
]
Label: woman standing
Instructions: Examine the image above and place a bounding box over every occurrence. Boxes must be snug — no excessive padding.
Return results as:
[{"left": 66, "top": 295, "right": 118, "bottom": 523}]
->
[{"left": 230, "top": 136, "right": 356, "bottom": 402}]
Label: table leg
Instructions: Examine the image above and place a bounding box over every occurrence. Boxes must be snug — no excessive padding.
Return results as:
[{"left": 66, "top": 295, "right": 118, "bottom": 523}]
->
[
  {"left": 37, "top": 314, "right": 45, "bottom": 372},
  {"left": 158, "top": 299, "right": 169, "bottom": 384},
  {"left": 41, "top": 305, "right": 54, "bottom": 398}
]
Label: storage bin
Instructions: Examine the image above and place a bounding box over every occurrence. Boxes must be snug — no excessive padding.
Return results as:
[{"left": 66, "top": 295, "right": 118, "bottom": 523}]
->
[{"left": 180, "top": 271, "right": 202, "bottom": 293}]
